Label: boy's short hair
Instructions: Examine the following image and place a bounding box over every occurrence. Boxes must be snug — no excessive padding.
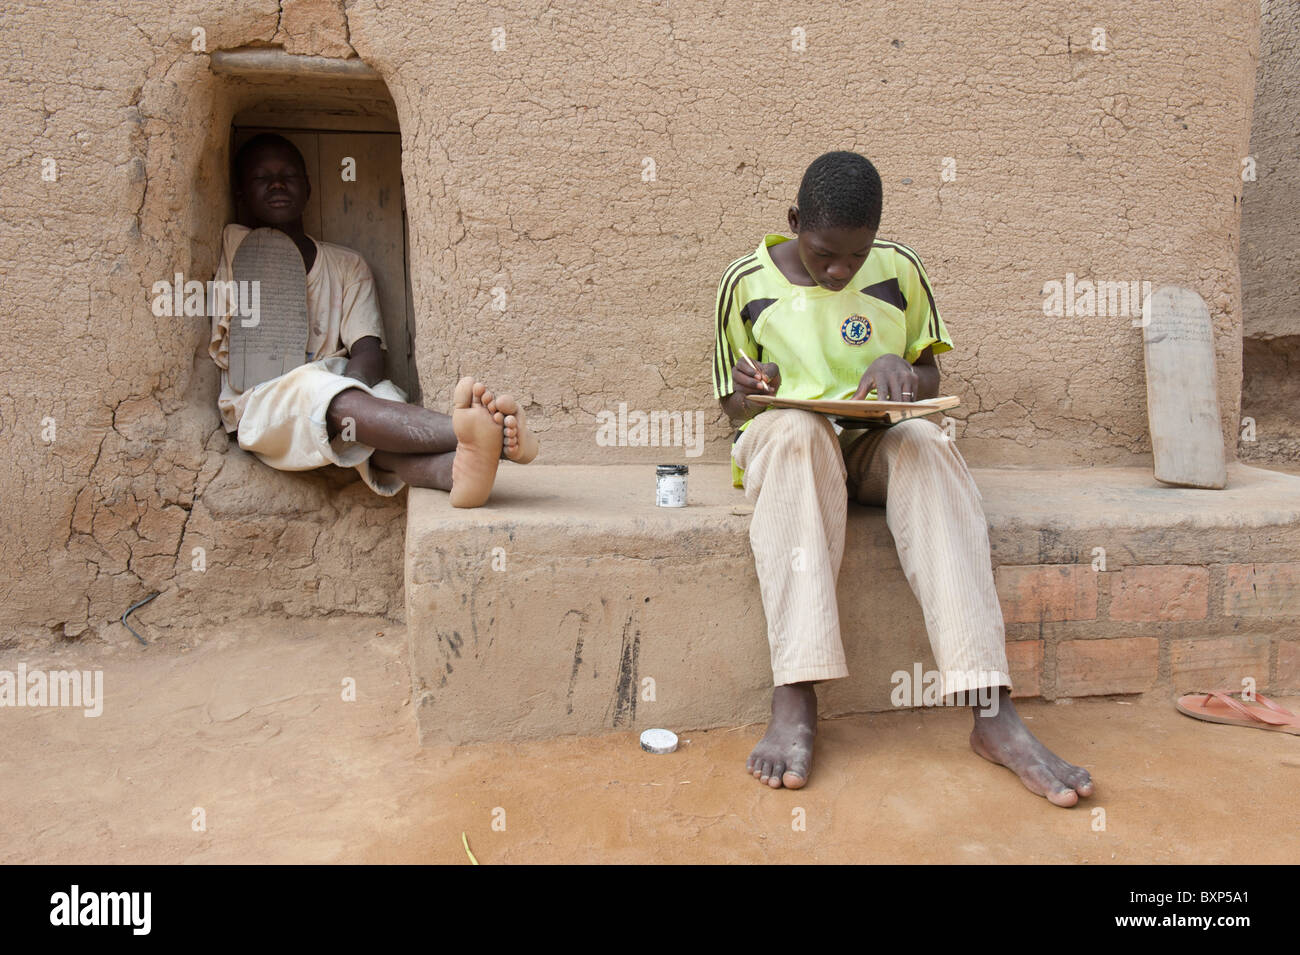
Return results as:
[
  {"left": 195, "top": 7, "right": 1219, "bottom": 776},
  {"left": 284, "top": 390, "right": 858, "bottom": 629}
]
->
[
  {"left": 232, "top": 132, "right": 308, "bottom": 184},
  {"left": 796, "top": 151, "right": 883, "bottom": 233}
]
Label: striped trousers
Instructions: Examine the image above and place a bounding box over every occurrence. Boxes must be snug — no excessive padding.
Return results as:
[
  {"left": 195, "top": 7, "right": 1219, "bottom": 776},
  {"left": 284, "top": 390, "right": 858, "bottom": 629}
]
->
[{"left": 732, "top": 409, "right": 1011, "bottom": 696}]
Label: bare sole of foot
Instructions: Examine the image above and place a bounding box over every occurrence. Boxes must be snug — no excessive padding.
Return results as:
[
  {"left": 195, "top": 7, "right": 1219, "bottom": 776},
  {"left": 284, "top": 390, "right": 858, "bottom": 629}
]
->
[
  {"left": 449, "top": 377, "right": 503, "bottom": 508},
  {"left": 486, "top": 393, "right": 539, "bottom": 464},
  {"left": 746, "top": 683, "right": 817, "bottom": 789},
  {"left": 969, "top": 690, "right": 1095, "bottom": 807}
]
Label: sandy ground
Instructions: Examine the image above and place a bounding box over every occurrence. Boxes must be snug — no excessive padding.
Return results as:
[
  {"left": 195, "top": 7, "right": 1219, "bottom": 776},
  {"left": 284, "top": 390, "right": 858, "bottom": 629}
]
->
[{"left": 2, "top": 616, "right": 1297, "bottom": 865}]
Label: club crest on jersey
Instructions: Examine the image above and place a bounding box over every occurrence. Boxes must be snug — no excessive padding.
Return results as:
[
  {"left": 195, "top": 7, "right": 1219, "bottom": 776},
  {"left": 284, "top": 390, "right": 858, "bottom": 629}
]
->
[{"left": 841, "top": 315, "right": 872, "bottom": 345}]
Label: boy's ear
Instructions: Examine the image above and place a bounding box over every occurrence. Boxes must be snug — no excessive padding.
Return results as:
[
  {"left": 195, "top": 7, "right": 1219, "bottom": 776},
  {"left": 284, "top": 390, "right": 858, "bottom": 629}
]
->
[{"left": 787, "top": 205, "right": 800, "bottom": 234}]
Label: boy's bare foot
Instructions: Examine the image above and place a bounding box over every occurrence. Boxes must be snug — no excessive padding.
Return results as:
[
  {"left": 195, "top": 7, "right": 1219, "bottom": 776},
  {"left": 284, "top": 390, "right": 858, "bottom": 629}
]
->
[
  {"left": 486, "top": 393, "right": 539, "bottom": 464},
  {"left": 747, "top": 682, "right": 817, "bottom": 789},
  {"left": 969, "top": 688, "right": 1095, "bottom": 807},
  {"left": 449, "top": 377, "right": 503, "bottom": 508}
]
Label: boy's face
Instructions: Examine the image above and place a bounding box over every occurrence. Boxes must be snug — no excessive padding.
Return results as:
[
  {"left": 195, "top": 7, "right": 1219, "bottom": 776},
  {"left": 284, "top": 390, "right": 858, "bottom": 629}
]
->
[
  {"left": 237, "top": 143, "right": 311, "bottom": 227},
  {"left": 788, "top": 207, "right": 876, "bottom": 292}
]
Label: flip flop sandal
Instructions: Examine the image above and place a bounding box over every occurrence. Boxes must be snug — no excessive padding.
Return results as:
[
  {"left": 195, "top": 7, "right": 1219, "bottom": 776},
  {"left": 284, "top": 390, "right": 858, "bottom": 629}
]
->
[
  {"left": 1175, "top": 690, "right": 1300, "bottom": 735},
  {"left": 228, "top": 227, "right": 309, "bottom": 392}
]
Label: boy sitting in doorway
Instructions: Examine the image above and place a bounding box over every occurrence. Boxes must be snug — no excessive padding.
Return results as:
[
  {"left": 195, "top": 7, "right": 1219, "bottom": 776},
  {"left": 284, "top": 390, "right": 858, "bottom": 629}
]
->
[
  {"left": 712, "top": 150, "right": 1094, "bottom": 806},
  {"left": 209, "top": 133, "right": 538, "bottom": 506}
]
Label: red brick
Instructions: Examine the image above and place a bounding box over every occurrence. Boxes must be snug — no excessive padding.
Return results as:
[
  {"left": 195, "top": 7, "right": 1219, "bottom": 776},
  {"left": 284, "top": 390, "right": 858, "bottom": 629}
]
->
[
  {"left": 1169, "top": 636, "right": 1269, "bottom": 691},
  {"left": 1276, "top": 642, "right": 1300, "bottom": 692},
  {"left": 1224, "top": 563, "right": 1300, "bottom": 617},
  {"left": 1006, "top": 640, "right": 1043, "bottom": 698},
  {"left": 1056, "top": 638, "right": 1158, "bottom": 697},
  {"left": 995, "top": 565, "right": 1098, "bottom": 624},
  {"left": 1108, "top": 565, "right": 1208, "bottom": 621}
]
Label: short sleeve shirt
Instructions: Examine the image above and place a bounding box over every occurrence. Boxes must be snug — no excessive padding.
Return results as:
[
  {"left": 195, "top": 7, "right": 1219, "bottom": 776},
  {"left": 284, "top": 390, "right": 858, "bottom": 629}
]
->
[
  {"left": 711, "top": 234, "right": 953, "bottom": 484},
  {"left": 712, "top": 234, "right": 952, "bottom": 402}
]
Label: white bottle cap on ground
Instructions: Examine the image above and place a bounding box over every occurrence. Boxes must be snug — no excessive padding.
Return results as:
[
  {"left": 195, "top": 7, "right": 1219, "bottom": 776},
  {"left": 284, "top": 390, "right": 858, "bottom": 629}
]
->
[{"left": 639, "top": 728, "right": 678, "bottom": 754}]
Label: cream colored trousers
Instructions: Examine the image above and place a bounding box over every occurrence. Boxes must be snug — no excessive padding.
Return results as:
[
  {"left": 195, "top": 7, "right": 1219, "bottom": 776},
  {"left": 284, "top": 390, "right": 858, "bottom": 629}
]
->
[
  {"left": 232, "top": 356, "right": 408, "bottom": 497},
  {"left": 732, "top": 409, "right": 1011, "bottom": 696}
]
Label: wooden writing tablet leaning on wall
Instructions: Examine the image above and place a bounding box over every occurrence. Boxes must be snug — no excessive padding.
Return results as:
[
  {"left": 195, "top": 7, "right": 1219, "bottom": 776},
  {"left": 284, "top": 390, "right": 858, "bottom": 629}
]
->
[{"left": 1141, "top": 285, "right": 1226, "bottom": 489}]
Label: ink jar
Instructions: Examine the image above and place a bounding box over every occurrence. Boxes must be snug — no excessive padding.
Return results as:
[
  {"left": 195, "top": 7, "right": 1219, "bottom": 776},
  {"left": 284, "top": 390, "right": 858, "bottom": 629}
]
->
[{"left": 655, "top": 464, "right": 688, "bottom": 507}]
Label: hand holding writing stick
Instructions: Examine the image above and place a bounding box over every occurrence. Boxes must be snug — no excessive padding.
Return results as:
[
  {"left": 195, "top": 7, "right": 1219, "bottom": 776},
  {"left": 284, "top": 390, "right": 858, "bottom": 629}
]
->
[{"left": 733, "top": 351, "right": 781, "bottom": 398}]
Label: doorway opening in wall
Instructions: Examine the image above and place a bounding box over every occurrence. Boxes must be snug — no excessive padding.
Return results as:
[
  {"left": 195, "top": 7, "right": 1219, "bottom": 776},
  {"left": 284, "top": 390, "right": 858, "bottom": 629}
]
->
[{"left": 214, "top": 51, "right": 420, "bottom": 401}]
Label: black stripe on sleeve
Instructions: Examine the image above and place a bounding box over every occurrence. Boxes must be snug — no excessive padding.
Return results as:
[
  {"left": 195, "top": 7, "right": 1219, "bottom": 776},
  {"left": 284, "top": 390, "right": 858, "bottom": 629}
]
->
[
  {"left": 712, "top": 255, "right": 756, "bottom": 393},
  {"left": 875, "top": 241, "right": 940, "bottom": 342},
  {"left": 713, "top": 256, "right": 760, "bottom": 394}
]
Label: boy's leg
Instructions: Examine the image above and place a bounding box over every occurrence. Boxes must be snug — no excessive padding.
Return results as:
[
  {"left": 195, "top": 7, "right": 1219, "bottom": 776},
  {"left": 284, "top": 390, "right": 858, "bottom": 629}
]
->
[
  {"left": 326, "top": 388, "right": 540, "bottom": 465},
  {"left": 328, "top": 376, "right": 502, "bottom": 506},
  {"left": 326, "top": 389, "right": 456, "bottom": 454},
  {"left": 844, "top": 418, "right": 1094, "bottom": 806},
  {"left": 844, "top": 419, "right": 1009, "bottom": 689},
  {"left": 370, "top": 449, "right": 455, "bottom": 490},
  {"left": 733, "top": 409, "right": 849, "bottom": 789}
]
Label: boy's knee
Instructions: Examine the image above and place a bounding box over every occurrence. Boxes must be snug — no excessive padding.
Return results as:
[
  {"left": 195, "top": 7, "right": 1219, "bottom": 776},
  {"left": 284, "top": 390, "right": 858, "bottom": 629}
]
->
[
  {"left": 767, "top": 410, "right": 837, "bottom": 452},
  {"left": 325, "top": 387, "right": 364, "bottom": 431},
  {"left": 892, "top": 417, "right": 947, "bottom": 455}
]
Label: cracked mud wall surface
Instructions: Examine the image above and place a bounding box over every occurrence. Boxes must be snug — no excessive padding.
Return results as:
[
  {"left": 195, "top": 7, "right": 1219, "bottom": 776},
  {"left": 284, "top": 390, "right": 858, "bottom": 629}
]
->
[
  {"left": 351, "top": 1, "right": 1258, "bottom": 470},
  {"left": 0, "top": 1, "right": 1261, "bottom": 645},
  {"left": 1240, "top": 0, "right": 1299, "bottom": 465},
  {"left": 0, "top": 0, "right": 403, "bottom": 647}
]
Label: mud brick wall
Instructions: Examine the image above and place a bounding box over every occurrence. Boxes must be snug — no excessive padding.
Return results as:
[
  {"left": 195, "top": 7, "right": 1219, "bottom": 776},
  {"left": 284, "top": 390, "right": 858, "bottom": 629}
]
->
[
  {"left": 0, "top": 0, "right": 1262, "bottom": 644},
  {"left": 1239, "top": 0, "right": 1300, "bottom": 465}
]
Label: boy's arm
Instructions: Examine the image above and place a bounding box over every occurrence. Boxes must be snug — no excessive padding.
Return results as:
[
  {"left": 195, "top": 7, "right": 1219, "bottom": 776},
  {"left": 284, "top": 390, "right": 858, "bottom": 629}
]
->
[
  {"left": 713, "top": 265, "right": 778, "bottom": 423},
  {"left": 912, "top": 346, "right": 940, "bottom": 398},
  {"left": 720, "top": 361, "right": 781, "bottom": 421},
  {"left": 909, "top": 345, "right": 941, "bottom": 397},
  {"left": 898, "top": 245, "right": 953, "bottom": 364},
  {"left": 339, "top": 253, "right": 387, "bottom": 386},
  {"left": 343, "top": 335, "right": 385, "bottom": 386}
]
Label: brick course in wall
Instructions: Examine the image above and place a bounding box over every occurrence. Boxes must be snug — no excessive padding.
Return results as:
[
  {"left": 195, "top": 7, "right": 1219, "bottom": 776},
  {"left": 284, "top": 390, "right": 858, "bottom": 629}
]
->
[{"left": 998, "top": 561, "right": 1300, "bottom": 698}]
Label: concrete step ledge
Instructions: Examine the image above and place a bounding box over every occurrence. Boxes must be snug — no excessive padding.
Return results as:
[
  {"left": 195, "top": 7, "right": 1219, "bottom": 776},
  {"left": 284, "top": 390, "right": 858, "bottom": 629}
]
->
[{"left": 406, "top": 463, "right": 1300, "bottom": 744}]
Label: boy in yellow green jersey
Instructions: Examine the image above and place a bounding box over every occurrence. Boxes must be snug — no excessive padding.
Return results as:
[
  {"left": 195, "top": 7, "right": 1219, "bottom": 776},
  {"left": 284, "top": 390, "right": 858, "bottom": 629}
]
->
[{"left": 713, "top": 151, "right": 1094, "bottom": 806}]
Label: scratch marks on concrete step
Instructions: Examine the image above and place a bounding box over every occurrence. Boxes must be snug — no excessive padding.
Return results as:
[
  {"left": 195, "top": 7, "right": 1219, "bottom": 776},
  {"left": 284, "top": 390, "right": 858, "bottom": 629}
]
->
[
  {"left": 562, "top": 609, "right": 588, "bottom": 716},
  {"left": 607, "top": 612, "right": 641, "bottom": 729}
]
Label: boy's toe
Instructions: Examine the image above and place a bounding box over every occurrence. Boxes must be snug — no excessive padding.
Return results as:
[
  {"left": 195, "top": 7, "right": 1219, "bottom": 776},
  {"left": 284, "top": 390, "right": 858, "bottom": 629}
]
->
[
  {"left": 1048, "top": 786, "right": 1080, "bottom": 807},
  {"left": 1030, "top": 766, "right": 1079, "bottom": 806},
  {"left": 1067, "top": 768, "right": 1094, "bottom": 796}
]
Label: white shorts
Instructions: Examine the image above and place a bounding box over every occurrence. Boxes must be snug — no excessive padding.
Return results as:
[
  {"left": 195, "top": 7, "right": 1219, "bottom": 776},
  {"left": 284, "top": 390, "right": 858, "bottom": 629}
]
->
[{"left": 232, "top": 357, "right": 409, "bottom": 496}]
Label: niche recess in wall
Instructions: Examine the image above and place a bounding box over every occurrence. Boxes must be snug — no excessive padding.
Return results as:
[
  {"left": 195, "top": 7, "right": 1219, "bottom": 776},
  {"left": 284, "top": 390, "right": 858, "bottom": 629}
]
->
[{"left": 212, "top": 49, "right": 420, "bottom": 400}]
